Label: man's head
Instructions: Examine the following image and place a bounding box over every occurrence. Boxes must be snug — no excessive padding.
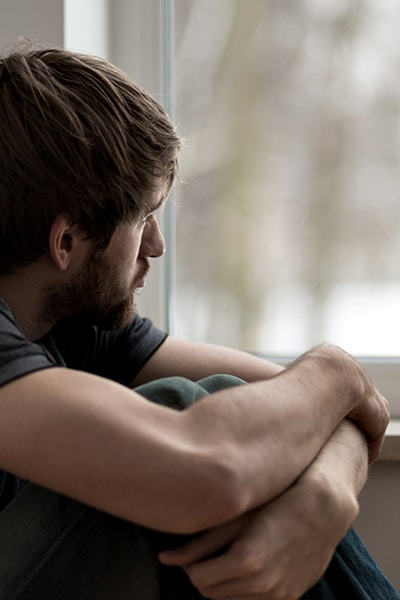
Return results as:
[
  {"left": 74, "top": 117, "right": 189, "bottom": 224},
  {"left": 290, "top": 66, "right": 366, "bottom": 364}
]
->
[
  {"left": 0, "top": 45, "right": 181, "bottom": 274},
  {"left": 40, "top": 190, "right": 167, "bottom": 331}
]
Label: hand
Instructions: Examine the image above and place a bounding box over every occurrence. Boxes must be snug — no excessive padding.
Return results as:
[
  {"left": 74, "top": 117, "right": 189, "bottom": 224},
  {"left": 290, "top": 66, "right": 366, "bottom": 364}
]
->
[
  {"left": 298, "top": 344, "right": 389, "bottom": 462},
  {"left": 159, "top": 463, "right": 357, "bottom": 600}
]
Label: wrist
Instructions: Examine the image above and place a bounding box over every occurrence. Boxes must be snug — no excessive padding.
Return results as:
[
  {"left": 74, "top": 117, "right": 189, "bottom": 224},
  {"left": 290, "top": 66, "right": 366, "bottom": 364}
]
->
[
  {"left": 304, "top": 345, "right": 366, "bottom": 410},
  {"left": 288, "top": 345, "right": 361, "bottom": 423}
]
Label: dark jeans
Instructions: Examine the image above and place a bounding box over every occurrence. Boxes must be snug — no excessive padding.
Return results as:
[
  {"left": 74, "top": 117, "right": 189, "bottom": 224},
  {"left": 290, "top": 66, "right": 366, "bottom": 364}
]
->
[{"left": 0, "top": 375, "right": 398, "bottom": 599}]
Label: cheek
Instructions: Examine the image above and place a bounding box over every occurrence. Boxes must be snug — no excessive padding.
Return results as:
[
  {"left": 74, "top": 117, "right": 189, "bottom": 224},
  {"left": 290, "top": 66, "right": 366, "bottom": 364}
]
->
[
  {"left": 105, "top": 224, "right": 144, "bottom": 280},
  {"left": 123, "top": 244, "right": 143, "bottom": 284},
  {"left": 117, "top": 232, "right": 142, "bottom": 268}
]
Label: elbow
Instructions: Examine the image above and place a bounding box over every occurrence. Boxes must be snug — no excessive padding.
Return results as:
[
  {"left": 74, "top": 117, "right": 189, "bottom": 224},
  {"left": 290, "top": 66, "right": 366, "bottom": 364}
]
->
[
  {"left": 208, "top": 443, "right": 251, "bottom": 521},
  {"left": 174, "top": 443, "right": 250, "bottom": 534}
]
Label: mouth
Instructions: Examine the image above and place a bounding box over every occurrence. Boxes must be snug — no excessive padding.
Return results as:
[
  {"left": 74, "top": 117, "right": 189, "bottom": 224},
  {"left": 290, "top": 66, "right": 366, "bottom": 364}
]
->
[{"left": 135, "top": 259, "right": 150, "bottom": 290}]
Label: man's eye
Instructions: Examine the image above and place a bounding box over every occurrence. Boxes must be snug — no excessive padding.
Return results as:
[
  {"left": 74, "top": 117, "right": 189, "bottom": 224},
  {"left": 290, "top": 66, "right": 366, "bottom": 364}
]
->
[{"left": 145, "top": 212, "right": 157, "bottom": 224}]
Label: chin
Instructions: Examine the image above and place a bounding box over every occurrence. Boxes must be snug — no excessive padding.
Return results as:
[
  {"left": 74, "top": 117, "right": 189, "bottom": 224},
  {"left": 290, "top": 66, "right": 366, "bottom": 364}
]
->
[{"left": 99, "top": 296, "right": 137, "bottom": 331}]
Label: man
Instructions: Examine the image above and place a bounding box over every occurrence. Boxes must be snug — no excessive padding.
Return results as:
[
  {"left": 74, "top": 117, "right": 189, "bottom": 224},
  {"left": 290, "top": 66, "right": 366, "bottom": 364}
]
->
[{"left": 0, "top": 45, "right": 397, "bottom": 599}]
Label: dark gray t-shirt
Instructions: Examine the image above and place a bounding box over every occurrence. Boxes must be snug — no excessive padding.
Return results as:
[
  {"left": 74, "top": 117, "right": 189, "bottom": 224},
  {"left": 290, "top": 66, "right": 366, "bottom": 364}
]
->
[{"left": 0, "top": 297, "right": 167, "bottom": 510}]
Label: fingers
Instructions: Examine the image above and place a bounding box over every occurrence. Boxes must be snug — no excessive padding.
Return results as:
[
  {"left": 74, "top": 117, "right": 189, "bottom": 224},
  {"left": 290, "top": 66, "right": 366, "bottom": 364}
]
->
[
  {"left": 170, "top": 507, "right": 306, "bottom": 598},
  {"left": 182, "top": 544, "right": 302, "bottom": 600},
  {"left": 348, "top": 389, "right": 390, "bottom": 463},
  {"left": 165, "top": 452, "right": 355, "bottom": 599},
  {"left": 306, "top": 344, "right": 390, "bottom": 461},
  {"left": 159, "top": 519, "right": 244, "bottom": 567}
]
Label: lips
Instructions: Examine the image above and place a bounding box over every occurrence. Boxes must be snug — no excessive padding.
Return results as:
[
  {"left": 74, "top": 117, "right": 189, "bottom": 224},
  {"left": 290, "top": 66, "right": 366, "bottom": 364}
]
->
[{"left": 134, "top": 259, "right": 150, "bottom": 290}]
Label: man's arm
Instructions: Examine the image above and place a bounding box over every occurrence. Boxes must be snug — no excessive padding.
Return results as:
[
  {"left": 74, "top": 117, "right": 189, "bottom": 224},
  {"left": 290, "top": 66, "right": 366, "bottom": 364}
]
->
[
  {"left": 134, "top": 337, "right": 387, "bottom": 462},
  {"left": 0, "top": 345, "right": 387, "bottom": 534},
  {"left": 143, "top": 339, "right": 381, "bottom": 598},
  {"left": 160, "top": 419, "right": 368, "bottom": 599},
  {"left": 131, "top": 336, "right": 284, "bottom": 386}
]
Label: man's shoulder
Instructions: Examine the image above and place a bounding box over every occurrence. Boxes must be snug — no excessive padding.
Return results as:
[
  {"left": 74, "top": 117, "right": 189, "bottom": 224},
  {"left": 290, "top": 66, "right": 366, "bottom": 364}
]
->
[
  {"left": 0, "top": 296, "right": 54, "bottom": 386},
  {"left": 0, "top": 296, "right": 20, "bottom": 330}
]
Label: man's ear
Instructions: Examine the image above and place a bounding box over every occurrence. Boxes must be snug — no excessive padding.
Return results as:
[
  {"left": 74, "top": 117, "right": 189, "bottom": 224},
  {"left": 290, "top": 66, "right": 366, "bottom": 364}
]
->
[{"left": 48, "top": 214, "right": 82, "bottom": 271}]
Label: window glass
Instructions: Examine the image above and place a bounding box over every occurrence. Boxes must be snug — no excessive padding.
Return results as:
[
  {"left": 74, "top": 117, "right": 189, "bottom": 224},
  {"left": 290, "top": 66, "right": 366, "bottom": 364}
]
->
[{"left": 174, "top": 0, "right": 400, "bottom": 357}]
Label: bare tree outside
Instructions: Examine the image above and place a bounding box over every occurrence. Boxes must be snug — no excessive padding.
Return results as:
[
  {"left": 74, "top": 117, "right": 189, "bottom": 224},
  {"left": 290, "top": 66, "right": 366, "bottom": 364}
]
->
[{"left": 174, "top": 0, "right": 400, "bottom": 356}]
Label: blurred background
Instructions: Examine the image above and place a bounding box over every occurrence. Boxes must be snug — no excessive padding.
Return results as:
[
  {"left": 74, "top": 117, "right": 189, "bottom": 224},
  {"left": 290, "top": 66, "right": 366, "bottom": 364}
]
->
[{"left": 174, "top": 0, "right": 400, "bottom": 356}]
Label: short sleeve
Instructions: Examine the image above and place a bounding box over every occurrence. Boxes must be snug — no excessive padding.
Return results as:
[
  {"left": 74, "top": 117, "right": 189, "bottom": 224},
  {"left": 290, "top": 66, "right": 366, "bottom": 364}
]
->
[
  {"left": 0, "top": 299, "right": 55, "bottom": 387},
  {"left": 51, "top": 314, "right": 168, "bottom": 386}
]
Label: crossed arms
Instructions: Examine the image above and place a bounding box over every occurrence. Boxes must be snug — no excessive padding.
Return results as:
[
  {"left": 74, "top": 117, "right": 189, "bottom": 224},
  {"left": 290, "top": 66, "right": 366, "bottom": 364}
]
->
[
  {"left": 0, "top": 337, "right": 389, "bottom": 598},
  {"left": 137, "top": 338, "right": 387, "bottom": 597}
]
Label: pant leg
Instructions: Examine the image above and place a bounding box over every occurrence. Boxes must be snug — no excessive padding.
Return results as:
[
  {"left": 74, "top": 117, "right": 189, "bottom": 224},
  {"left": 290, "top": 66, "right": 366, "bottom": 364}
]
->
[
  {"left": 133, "top": 373, "right": 246, "bottom": 409},
  {"left": 303, "top": 527, "right": 399, "bottom": 599},
  {"left": 0, "top": 483, "right": 163, "bottom": 600},
  {"left": 0, "top": 375, "right": 242, "bottom": 600}
]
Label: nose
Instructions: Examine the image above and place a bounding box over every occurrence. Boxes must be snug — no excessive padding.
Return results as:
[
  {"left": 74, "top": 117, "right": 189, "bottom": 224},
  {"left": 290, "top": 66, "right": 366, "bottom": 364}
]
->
[{"left": 139, "top": 215, "right": 166, "bottom": 258}]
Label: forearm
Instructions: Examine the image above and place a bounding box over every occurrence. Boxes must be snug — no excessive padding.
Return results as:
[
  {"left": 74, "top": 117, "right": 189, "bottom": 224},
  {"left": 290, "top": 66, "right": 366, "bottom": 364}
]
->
[
  {"left": 132, "top": 336, "right": 284, "bottom": 386},
  {"left": 136, "top": 339, "right": 387, "bottom": 466},
  {"left": 160, "top": 420, "right": 370, "bottom": 598},
  {"left": 0, "top": 345, "right": 385, "bottom": 535},
  {"left": 181, "top": 341, "right": 388, "bottom": 519},
  {"left": 182, "top": 352, "right": 369, "bottom": 515},
  {"left": 0, "top": 364, "right": 345, "bottom": 534}
]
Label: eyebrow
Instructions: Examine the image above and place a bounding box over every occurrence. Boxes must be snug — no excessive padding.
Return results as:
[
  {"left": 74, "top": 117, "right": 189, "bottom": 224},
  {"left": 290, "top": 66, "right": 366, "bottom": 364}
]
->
[{"left": 143, "top": 196, "right": 166, "bottom": 217}]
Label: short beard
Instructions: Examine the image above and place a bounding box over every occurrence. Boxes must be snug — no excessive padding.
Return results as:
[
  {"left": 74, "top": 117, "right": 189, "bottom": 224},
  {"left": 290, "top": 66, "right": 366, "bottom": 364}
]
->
[{"left": 40, "top": 248, "right": 149, "bottom": 331}]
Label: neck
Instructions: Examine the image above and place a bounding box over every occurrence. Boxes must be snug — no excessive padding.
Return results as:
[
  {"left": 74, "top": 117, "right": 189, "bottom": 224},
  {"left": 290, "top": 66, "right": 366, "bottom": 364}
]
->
[{"left": 0, "top": 267, "right": 56, "bottom": 341}]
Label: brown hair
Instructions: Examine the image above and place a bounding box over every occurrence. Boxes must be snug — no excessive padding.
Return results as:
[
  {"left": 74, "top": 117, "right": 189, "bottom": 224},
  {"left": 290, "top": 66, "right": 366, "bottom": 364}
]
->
[{"left": 0, "top": 45, "right": 181, "bottom": 272}]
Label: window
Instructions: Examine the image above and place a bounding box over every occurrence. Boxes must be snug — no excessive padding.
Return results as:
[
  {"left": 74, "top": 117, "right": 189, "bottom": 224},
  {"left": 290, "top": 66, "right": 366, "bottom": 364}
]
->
[
  {"left": 63, "top": 0, "right": 400, "bottom": 415},
  {"left": 173, "top": 0, "right": 400, "bottom": 415}
]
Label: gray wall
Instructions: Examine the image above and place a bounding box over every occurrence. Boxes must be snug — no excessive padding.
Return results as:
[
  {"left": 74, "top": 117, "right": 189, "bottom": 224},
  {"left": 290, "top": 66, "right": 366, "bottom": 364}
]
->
[{"left": 0, "top": 0, "right": 63, "bottom": 51}]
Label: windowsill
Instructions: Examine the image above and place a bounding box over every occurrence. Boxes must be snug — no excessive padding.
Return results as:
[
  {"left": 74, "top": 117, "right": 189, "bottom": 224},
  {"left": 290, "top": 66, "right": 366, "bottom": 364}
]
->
[{"left": 379, "top": 419, "right": 400, "bottom": 462}]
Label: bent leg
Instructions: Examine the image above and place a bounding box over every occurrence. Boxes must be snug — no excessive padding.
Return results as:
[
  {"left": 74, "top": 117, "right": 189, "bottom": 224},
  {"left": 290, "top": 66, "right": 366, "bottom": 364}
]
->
[
  {"left": 0, "top": 375, "right": 243, "bottom": 600},
  {"left": 134, "top": 373, "right": 246, "bottom": 409},
  {"left": 2, "top": 375, "right": 398, "bottom": 599},
  {"left": 0, "top": 484, "right": 161, "bottom": 600}
]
